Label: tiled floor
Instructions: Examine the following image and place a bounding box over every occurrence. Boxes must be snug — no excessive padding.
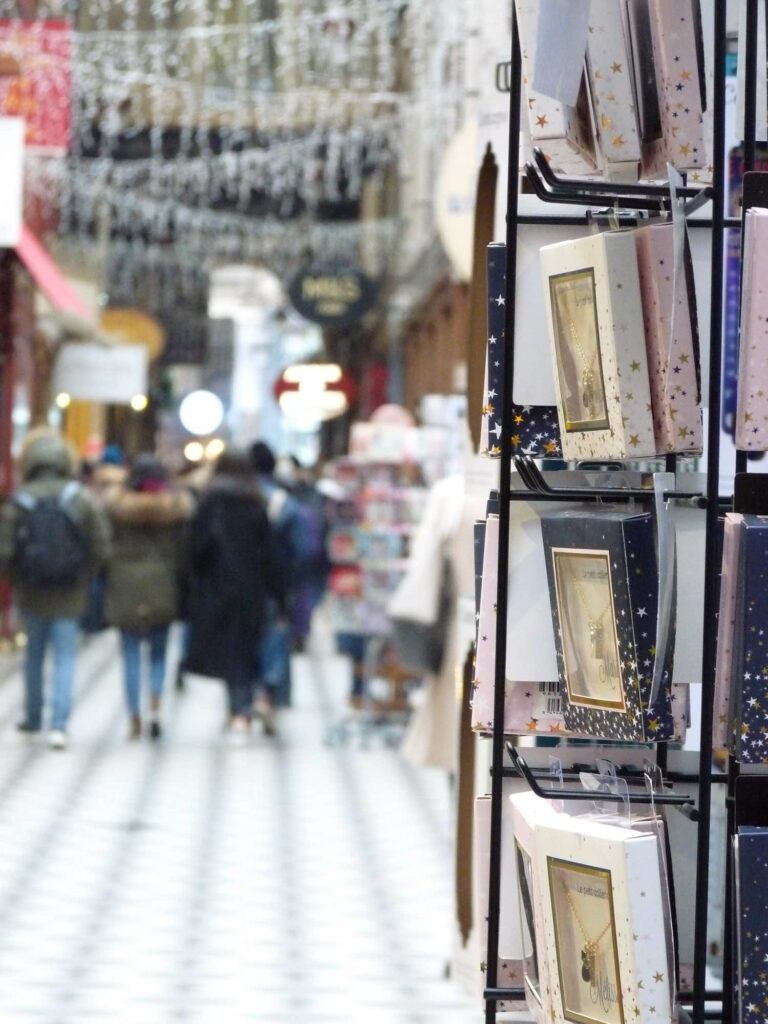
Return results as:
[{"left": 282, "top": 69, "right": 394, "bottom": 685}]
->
[{"left": 0, "top": 628, "right": 477, "bottom": 1023}]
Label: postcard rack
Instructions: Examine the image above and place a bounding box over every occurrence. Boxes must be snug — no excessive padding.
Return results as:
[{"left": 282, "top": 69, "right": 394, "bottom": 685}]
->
[{"left": 481, "top": 4, "right": 758, "bottom": 1024}]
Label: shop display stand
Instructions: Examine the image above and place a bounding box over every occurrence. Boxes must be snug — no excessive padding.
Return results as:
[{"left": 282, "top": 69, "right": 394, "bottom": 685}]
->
[{"left": 482, "top": 4, "right": 739, "bottom": 1023}]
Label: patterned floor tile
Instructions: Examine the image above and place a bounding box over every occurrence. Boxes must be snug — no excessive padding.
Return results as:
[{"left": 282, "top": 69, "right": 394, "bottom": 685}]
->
[{"left": 0, "top": 627, "right": 479, "bottom": 1023}]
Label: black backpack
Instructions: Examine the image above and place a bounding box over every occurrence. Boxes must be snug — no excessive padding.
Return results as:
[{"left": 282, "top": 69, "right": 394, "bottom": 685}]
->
[{"left": 13, "top": 482, "right": 88, "bottom": 588}]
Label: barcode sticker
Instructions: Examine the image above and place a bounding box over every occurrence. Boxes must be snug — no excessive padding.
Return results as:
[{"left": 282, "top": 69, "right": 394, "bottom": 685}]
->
[
  {"left": 539, "top": 681, "right": 560, "bottom": 696},
  {"left": 546, "top": 697, "right": 563, "bottom": 715}
]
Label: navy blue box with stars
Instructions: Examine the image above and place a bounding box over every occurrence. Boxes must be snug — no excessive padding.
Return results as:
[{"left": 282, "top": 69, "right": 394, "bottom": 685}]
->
[
  {"left": 482, "top": 243, "right": 562, "bottom": 459},
  {"left": 540, "top": 508, "right": 674, "bottom": 742},
  {"left": 728, "top": 516, "right": 768, "bottom": 764}
]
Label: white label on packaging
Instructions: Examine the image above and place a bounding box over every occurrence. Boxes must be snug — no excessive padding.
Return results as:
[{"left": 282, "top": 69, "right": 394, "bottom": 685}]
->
[
  {"left": 531, "top": 0, "right": 590, "bottom": 105},
  {"left": 0, "top": 118, "right": 24, "bottom": 248},
  {"left": 53, "top": 343, "right": 148, "bottom": 405}
]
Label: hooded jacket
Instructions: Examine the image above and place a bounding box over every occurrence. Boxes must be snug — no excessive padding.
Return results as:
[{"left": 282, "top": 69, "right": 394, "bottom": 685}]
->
[
  {"left": 0, "top": 431, "right": 112, "bottom": 618},
  {"left": 103, "top": 487, "right": 192, "bottom": 630}
]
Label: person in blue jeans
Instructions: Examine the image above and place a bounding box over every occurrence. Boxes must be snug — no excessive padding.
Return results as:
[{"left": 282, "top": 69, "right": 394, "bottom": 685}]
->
[
  {"left": 0, "top": 430, "right": 111, "bottom": 750},
  {"left": 103, "top": 454, "right": 191, "bottom": 740}
]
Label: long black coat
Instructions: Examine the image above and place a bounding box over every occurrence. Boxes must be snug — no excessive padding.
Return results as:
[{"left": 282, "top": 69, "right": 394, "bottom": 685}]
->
[{"left": 184, "top": 477, "right": 282, "bottom": 684}]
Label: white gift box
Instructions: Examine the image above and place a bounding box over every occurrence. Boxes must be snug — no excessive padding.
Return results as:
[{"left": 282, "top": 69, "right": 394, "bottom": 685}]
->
[
  {"left": 541, "top": 230, "right": 656, "bottom": 460},
  {"left": 515, "top": 0, "right": 598, "bottom": 176},
  {"left": 511, "top": 792, "right": 675, "bottom": 1024},
  {"left": 586, "top": 0, "right": 642, "bottom": 179}
]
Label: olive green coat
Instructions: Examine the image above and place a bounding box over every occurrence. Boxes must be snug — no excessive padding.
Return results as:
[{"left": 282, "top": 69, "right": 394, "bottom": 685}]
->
[
  {"left": 103, "top": 489, "right": 192, "bottom": 631},
  {"left": 0, "top": 432, "right": 111, "bottom": 619}
]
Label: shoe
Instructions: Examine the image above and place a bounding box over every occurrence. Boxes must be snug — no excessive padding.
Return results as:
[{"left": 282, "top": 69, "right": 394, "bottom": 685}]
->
[
  {"left": 128, "top": 715, "right": 142, "bottom": 740},
  {"left": 48, "top": 730, "right": 68, "bottom": 751},
  {"left": 16, "top": 721, "right": 40, "bottom": 734},
  {"left": 225, "top": 716, "right": 251, "bottom": 747},
  {"left": 148, "top": 720, "right": 162, "bottom": 741},
  {"left": 254, "top": 695, "right": 277, "bottom": 737}
]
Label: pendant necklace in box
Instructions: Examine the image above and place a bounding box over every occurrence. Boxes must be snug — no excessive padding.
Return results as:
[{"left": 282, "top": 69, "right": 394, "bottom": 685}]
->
[
  {"left": 563, "top": 884, "right": 612, "bottom": 984},
  {"left": 566, "top": 308, "right": 600, "bottom": 420},
  {"left": 569, "top": 569, "right": 619, "bottom": 683}
]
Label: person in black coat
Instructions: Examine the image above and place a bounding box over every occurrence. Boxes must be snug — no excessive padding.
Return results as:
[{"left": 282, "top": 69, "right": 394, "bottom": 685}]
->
[{"left": 184, "top": 448, "right": 284, "bottom": 741}]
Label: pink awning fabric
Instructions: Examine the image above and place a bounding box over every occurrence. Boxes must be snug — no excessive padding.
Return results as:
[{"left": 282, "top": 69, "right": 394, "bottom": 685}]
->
[{"left": 16, "top": 225, "right": 92, "bottom": 319}]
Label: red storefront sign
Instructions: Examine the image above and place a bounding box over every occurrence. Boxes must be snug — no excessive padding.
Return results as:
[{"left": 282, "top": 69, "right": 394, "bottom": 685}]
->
[{"left": 0, "top": 20, "right": 71, "bottom": 150}]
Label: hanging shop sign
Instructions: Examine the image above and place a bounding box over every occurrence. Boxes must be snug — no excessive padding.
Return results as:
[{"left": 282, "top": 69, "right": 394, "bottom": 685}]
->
[
  {"left": 287, "top": 266, "right": 376, "bottom": 327},
  {"left": 53, "top": 343, "right": 148, "bottom": 405},
  {"left": 273, "top": 363, "right": 357, "bottom": 422},
  {"left": 0, "top": 117, "right": 22, "bottom": 247},
  {"left": 0, "top": 20, "right": 72, "bottom": 150}
]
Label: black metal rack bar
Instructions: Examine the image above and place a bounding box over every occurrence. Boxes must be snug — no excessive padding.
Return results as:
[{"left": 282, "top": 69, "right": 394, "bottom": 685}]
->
[
  {"left": 692, "top": 2, "right": 727, "bottom": 1021},
  {"left": 484, "top": 7, "right": 521, "bottom": 1021}
]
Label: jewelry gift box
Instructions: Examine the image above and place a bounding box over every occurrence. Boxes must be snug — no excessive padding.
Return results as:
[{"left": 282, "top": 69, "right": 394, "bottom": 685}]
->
[
  {"left": 540, "top": 230, "right": 656, "bottom": 460},
  {"left": 481, "top": 243, "right": 562, "bottom": 459},
  {"left": 514, "top": 0, "right": 598, "bottom": 177},
  {"left": 723, "top": 515, "right": 768, "bottom": 764},
  {"left": 734, "top": 826, "right": 768, "bottom": 1024},
  {"left": 713, "top": 513, "right": 743, "bottom": 751},
  {"left": 649, "top": 0, "right": 706, "bottom": 171},
  {"left": 540, "top": 508, "right": 675, "bottom": 742},
  {"left": 585, "top": 0, "right": 642, "bottom": 181},
  {"left": 634, "top": 222, "right": 703, "bottom": 454},
  {"left": 735, "top": 208, "right": 768, "bottom": 450},
  {"left": 510, "top": 793, "right": 675, "bottom": 1024}
]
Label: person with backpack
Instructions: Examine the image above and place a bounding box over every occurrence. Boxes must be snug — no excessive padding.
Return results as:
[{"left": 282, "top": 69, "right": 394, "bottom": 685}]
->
[
  {"left": 103, "top": 454, "right": 192, "bottom": 740},
  {"left": 0, "top": 430, "right": 111, "bottom": 750},
  {"left": 184, "top": 447, "right": 285, "bottom": 744}
]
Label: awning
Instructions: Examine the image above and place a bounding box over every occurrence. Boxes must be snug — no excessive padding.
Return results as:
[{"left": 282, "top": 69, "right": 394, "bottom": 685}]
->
[{"left": 15, "top": 225, "right": 92, "bottom": 320}]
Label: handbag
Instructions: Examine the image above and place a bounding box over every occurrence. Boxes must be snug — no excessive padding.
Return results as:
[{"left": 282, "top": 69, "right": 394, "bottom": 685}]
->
[{"left": 390, "top": 556, "right": 454, "bottom": 676}]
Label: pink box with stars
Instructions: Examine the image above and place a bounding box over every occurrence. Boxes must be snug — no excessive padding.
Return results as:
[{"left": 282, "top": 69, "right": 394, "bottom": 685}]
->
[
  {"left": 540, "top": 230, "right": 656, "bottom": 461},
  {"left": 585, "top": 0, "right": 642, "bottom": 181},
  {"left": 649, "top": 0, "right": 706, "bottom": 170},
  {"left": 736, "top": 208, "right": 768, "bottom": 450},
  {"left": 634, "top": 222, "right": 703, "bottom": 455}
]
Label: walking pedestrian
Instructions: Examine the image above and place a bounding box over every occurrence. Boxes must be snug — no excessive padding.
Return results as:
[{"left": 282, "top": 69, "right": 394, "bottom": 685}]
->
[
  {"left": 103, "top": 453, "right": 191, "bottom": 740},
  {"left": 0, "top": 430, "right": 111, "bottom": 749},
  {"left": 184, "top": 447, "right": 284, "bottom": 743}
]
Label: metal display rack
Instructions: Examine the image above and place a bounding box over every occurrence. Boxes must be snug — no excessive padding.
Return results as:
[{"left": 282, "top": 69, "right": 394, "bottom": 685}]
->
[{"left": 481, "top": 4, "right": 762, "bottom": 1023}]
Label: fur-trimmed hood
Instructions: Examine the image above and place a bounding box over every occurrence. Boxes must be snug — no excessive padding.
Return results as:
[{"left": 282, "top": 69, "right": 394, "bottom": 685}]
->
[{"left": 107, "top": 488, "right": 194, "bottom": 526}]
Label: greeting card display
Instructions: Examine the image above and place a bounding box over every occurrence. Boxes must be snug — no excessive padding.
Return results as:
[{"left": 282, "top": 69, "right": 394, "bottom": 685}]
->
[
  {"left": 541, "top": 508, "right": 674, "bottom": 742},
  {"left": 541, "top": 231, "right": 656, "bottom": 460}
]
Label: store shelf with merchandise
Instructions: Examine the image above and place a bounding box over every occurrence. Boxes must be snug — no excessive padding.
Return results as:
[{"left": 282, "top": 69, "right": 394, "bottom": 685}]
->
[{"left": 471, "top": 4, "right": 761, "bottom": 1024}]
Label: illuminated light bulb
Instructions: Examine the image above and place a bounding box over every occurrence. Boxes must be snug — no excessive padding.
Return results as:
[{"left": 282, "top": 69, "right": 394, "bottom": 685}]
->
[
  {"left": 205, "top": 438, "right": 225, "bottom": 460},
  {"left": 184, "top": 441, "right": 205, "bottom": 462},
  {"left": 131, "top": 394, "right": 149, "bottom": 412},
  {"left": 55, "top": 392, "right": 71, "bottom": 409}
]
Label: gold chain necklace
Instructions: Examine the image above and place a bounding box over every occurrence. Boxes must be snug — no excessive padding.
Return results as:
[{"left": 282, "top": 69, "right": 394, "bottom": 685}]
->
[
  {"left": 564, "top": 884, "right": 612, "bottom": 984},
  {"left": 565, "top": 304, "right": 600, "bottom": 419},
  {"left": 569, "top": 571, "right": 612, "bottom": 659}
]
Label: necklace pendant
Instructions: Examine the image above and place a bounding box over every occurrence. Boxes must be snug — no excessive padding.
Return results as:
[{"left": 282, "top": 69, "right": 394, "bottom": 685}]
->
[
  {"left": 581, "top": 369, "right": 597, "bottom": 417},
  {"left": 581, "top": 944, "right": 595, "bottom": 983},
  {"left": 589, "top": 620, "right": 604, "bottom": 659}
]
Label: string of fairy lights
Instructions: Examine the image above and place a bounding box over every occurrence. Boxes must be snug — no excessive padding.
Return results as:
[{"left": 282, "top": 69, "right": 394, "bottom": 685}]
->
[{"left": 0, "top": 0, "right": 468, "bottom": 313}]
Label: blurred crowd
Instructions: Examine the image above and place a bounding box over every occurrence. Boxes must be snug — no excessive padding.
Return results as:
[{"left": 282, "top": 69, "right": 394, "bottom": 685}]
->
[{"left": 0, "top": 430, "right": 331, "bottom": 750}]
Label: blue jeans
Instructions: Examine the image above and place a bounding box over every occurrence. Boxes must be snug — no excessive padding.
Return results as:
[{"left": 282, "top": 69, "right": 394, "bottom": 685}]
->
[
  {"left": 23, "top": 615, "right": 79, "bottom": 732},
  {"left": 120, "top": 626, "right": 169, "bottom": 716}
]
